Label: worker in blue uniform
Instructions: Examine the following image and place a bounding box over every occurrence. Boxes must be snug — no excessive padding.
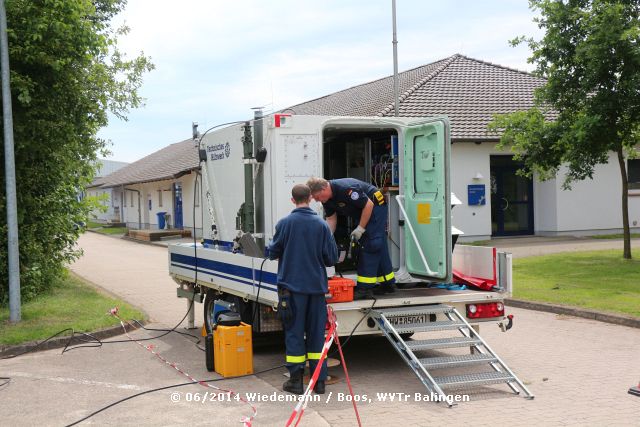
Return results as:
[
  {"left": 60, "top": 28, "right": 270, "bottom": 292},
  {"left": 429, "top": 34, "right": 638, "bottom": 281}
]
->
[
  {"left": 267, "top": 184, "right": 338, "bottom": 395},
  {"left": 307, "top": 177, "right": 396, "bottom": 300}
]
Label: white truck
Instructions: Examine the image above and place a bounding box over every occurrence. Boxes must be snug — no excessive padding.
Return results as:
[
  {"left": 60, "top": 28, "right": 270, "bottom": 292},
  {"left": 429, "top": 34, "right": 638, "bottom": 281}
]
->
[{"left": 168, "top": 113, "right": 533, "bottom": 404}]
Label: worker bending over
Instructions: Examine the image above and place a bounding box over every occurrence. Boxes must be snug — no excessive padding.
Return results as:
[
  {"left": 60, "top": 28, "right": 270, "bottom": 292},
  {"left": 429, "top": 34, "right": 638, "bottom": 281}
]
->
[
  {"left": 307, "top": 177, "right": 395, "bottom": 300},
  {"left": 267, "top": 184, "right": 338, "bottom": 395}
]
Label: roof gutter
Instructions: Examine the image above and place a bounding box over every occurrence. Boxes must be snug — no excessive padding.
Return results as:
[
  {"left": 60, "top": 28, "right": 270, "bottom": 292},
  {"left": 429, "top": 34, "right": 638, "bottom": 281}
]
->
[{"left": 100, "top": 168, "right": 198, "bottom": 189}]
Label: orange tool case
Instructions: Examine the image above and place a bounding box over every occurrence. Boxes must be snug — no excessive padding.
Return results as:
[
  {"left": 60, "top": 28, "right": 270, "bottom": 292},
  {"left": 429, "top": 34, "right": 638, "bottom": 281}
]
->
[{"left": 326, "top": 277, "right": 355, "bottom": 303}]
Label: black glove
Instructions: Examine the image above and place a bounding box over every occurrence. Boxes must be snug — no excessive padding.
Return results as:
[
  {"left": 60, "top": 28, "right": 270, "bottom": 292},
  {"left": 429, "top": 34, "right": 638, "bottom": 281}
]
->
[{"left": 277, "top": 289, "right": 294, "bottom": 326}]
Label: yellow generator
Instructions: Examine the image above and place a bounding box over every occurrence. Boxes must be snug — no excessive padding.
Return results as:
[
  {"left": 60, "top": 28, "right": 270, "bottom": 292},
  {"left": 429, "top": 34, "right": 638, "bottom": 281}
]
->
[{"left": 213, "top": 322, "right": 253, "bottom": 377}]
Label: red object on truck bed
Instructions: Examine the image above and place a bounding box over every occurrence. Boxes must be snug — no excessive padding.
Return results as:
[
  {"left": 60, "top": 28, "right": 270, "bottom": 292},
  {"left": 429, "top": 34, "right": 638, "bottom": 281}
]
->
[{"left": 452, "top": 269, "right": 496, "bottom": 291}]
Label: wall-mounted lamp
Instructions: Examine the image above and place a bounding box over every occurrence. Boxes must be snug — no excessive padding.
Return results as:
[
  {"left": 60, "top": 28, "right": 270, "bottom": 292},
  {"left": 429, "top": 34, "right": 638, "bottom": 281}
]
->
[{"left": 473, "top": 172, "right": 484, "bottom": 180}]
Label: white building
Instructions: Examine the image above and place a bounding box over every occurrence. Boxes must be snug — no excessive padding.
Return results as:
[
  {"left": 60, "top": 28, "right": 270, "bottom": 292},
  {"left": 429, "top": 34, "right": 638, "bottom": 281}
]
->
[
  {"left": 94, "top": 54, "right": 640, "bottom": 240},
  {"left": 92, "top": 140, "right": 203, "bottom": 235},
  {"left": 285, "top": 54, "right": 640, "bottom": 240},
  {"left": 85, "top": 159, "right": 129, "bottom": 223}
]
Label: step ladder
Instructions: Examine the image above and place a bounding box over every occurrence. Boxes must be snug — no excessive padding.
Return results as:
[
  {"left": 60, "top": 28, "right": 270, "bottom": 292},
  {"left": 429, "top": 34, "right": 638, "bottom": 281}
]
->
[{"left": 370, "top": 304, "right": 534, "bottom": 407}]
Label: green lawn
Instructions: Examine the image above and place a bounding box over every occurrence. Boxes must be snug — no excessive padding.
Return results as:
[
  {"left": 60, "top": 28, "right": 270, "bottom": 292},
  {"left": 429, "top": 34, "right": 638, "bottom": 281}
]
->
[
  {"left": 96, "top": 226, "right": 129, "bottom": 235},
  {"left": 0, "top": 271, "right": 146, "bottom": 345},
  {"left": 86, "top": 220, "right": 128, "bottom": 236},
  {"left": 513, "top": 249, "right": 640, "bottom": 317}
]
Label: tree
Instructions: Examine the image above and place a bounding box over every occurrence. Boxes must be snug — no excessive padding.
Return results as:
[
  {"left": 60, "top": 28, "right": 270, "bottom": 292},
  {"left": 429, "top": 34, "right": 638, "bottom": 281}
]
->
[
  {"left": 488, "top": 0, "right": 640, "bottom": 259},
  {"left": 0, "top": 0, "right": 153, "bottom": 303}
]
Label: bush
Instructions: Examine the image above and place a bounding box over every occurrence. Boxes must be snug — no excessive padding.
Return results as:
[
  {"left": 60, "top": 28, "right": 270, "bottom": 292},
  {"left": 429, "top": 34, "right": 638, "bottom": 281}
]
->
[{"left": 0, "top": 0, "right": 152, "bottom": 305}]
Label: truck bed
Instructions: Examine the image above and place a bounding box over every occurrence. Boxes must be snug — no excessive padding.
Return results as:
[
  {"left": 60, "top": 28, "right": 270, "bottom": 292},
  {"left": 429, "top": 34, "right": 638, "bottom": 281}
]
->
[{"left": 168, "top": 243, "right": 510, "bottom": 335}]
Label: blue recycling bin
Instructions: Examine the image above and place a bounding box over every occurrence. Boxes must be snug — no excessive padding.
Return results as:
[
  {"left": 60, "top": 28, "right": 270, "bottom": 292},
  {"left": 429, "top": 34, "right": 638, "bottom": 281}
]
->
[{"left": 157, "top": 211, "right": 167, "bottom": 229}]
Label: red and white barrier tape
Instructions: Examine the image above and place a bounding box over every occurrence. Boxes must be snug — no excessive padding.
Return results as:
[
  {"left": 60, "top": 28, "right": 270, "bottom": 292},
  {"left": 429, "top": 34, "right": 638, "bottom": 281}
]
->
[
  {"left": 109, "top": 307, "right": 257, "bottom": 426},
  {"left": 285, "top": 306, "right": 362, "bottom": 427}
]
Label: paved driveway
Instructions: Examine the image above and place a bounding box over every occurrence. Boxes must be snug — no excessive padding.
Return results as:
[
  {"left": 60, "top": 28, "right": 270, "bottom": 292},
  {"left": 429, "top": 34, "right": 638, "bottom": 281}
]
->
[{"left": 1, "top": 232, "right": 638, "bottom": 426}]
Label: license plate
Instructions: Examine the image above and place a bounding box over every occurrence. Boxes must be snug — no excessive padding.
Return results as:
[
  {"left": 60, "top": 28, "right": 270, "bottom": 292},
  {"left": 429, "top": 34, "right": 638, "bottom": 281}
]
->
[{"left": 388, "top": 314, "right": 428, "bottom": 326}]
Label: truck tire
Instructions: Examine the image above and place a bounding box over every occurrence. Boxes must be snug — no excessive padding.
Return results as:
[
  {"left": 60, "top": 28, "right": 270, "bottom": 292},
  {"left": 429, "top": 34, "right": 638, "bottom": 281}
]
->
[
  {"left": 205, "top": 333, "right": 215, "bottom": 372},
  {"left": 203, "top": 291, "right": 217, "bottom": 334},
  {"left": 204, "top": 290, "right": 255, "bottom": 330}
]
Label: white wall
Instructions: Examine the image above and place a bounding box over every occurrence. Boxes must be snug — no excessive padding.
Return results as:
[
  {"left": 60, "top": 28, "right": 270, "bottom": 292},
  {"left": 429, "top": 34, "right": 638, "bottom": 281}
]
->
[
  {"left": 452, "top": 143, "right": 640, "bottom": 238},
  {"left": 122, "top": 185, "right": 142, "bottom": 228},
  {"left": 533, "top": 175, "right": 558, "bottom": 232},
  {"left": 450, "top": 142, "right": 499, "bottom": 239},
  {"left": 120, "top": 174, "right": 203, "bottom": 237},
  {"left": 552, "top": 153, "right": 640, "bottom": 234},
  {"left": 86, "top": 188, "right": 123, "bottom": 223},
  {"left": 180, "top": 173, "right": 204, "bottom": 237}
]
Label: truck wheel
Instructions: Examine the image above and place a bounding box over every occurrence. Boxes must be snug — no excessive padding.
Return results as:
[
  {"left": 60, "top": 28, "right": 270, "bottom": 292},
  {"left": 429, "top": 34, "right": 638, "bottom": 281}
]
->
[
  {"left": 203, "top": 290, "right": 217, "bottom": 334},
  {"left": 205, "top": 333, "right": 215, "bottom": 372}
]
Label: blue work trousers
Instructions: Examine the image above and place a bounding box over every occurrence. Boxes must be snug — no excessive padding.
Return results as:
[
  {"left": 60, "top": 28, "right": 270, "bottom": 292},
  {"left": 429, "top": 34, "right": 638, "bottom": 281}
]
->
[
  {"left": 283, "top": 292, "right": 328, "bottom": 381},
  {"left": 356, "top": 205, "right": 396, "bottom": 289}
]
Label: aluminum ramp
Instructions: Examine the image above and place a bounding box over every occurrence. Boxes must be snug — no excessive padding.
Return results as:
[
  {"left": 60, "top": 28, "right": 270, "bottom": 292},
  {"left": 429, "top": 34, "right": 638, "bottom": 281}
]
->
[{"left": 370, "top": 304, "right": 534, "bottom": 406}]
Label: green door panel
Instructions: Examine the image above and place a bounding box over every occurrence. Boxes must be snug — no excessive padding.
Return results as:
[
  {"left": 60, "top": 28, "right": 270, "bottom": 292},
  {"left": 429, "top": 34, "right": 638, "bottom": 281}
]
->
[{"left": 403, "top": 119, "right": 451, "bottom": 281}]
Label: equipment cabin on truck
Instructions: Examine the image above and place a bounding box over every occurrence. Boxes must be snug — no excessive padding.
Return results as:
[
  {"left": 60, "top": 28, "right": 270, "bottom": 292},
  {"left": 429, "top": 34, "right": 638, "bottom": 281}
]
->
[{"left": 168, "top": 113, "right": 533, "bottom": 404}]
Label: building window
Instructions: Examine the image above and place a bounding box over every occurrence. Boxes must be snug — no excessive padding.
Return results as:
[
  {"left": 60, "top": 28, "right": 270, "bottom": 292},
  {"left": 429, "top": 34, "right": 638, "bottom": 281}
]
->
[
  {"left": 130, "top": 191, "right": 134, "bottom": 207},
  {"left": 629, "top": 159, "right": 640, "bottom": 190},
  {"left": 158, "top": 190, "right": 163, "bottom": 207}
]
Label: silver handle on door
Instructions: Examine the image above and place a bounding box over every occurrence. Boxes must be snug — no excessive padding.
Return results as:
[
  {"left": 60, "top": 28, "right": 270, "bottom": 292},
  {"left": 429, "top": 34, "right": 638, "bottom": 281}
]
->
[{"left": 501, "top": 197, "right": 509, "bottom": 211}]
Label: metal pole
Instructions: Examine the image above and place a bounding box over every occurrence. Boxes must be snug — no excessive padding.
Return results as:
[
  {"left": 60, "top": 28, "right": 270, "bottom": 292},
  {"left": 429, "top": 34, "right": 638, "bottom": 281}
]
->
[
  {"left": 241, "top": 122, "right": 254, "bottom": 233},
  {"left": 253, "top": 108, "right": 264, "bottom": 250},
  {"left": 0, "top": 0, "right": 21, "bottom": 322},
  {"left": 392, "top": 0, "right": 399, "bottom": 117}
]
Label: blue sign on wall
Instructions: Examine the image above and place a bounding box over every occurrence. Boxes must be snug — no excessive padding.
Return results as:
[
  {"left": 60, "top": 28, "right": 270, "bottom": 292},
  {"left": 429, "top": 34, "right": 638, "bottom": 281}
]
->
[{"left": 468, "top": 184, "right": 486, "bottom": 205}]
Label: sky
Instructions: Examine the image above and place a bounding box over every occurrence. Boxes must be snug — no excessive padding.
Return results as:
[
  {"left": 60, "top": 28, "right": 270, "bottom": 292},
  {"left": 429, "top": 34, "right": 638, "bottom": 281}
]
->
[{"left": 99, "top": 0, "right": 542, "bottom": 163}]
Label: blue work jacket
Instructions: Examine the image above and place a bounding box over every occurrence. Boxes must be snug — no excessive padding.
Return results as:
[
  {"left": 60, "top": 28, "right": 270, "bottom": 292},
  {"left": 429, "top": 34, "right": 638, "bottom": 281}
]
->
[
  {"left": 267, "top": 207, "right": 338, "bottom": 294},
  {"left": 322, "top": 178, "right": 387, "bottom": 238}
]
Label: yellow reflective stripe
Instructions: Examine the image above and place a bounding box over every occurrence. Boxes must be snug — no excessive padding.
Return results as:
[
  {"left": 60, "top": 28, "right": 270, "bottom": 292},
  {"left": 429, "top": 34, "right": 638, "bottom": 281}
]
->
[
  {"left": 373, "top": 191, "right": 385, "bottom": 204},
  {"left": 286, "top": 355, "right": 306, "bottom": 363},
  {"left": 357, "top": 275, "right": 377, "bottom": 284},
  {"left": 307, "top": 352, "right": 322, "bottom": 360},
  {"left": 377, "top": 272, "right": 395, "bottom": 282}
]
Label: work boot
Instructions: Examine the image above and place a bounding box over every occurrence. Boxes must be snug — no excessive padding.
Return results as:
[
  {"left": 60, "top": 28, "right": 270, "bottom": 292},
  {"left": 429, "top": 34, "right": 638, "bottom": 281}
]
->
[
  {"left": 373, "top": 283, "right": 397, "bottom": 295},
  {"left": 314, "top": 380, "right": 326, "bottom": 394},
  {"left": 283, "top": 370, "right": 304, "bottom": 395},
  {"left": 353, "top": 287, "right": 374, "bottom": 300}
]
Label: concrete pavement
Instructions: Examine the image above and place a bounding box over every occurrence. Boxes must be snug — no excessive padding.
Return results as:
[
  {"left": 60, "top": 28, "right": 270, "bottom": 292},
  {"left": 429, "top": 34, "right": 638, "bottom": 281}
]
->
[{"left": 1, "top": 232, "right": 639, "bottom": 426}]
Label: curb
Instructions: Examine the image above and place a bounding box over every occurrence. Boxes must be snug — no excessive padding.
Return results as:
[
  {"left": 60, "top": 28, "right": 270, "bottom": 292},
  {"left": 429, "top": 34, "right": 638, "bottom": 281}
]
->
[
  {"left": 506, "top": 298, "right": 640, "bottom": 329},
  {"left": 0, "top": 320, "right": 146, "bottom": 359}
]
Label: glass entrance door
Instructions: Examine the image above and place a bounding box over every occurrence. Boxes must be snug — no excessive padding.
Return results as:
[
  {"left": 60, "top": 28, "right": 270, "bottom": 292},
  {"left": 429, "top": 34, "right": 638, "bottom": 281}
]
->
[{"left": 490, "top": 156, "right": 534, "bottom": 236}]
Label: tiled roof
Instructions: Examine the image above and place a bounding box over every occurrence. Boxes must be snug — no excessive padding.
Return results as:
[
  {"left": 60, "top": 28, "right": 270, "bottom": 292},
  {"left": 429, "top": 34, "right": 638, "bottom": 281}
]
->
[
  {"left": 286, "top": 54, "right": 546, "bottom": 141},
  {"left": 97, "top": 138, "right": 199, "bottom": 188},
  {"left": 95, "top": 54, "right": 544, "bottom": 188}
]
